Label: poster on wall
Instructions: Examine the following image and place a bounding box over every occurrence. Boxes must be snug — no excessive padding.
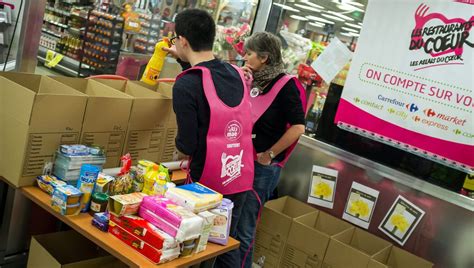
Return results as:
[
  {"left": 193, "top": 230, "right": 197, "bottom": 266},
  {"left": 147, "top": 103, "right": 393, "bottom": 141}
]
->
[
  {"left": 342, "top": 182, "right": 379, "bottom": 229},
  {"left": 307, "top": 166, "right": 338, "bottom": 209},
  {"left": 334, "top": 0, "right": 474, "bottom": 173},
  {"left": 379, "top": 195, "right": 425, "bottom": 246}
]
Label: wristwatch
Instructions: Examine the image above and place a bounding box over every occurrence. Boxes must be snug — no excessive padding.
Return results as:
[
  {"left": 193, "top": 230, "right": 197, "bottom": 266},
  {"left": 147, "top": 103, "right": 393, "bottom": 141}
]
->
[{"left": 267, "top": 150, "right": 275, "bottom": 159}]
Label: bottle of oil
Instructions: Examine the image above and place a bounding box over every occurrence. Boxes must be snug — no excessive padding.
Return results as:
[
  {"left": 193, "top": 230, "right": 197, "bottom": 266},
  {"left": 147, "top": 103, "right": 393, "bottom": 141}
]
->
[{"left": 140, "top": 38, "right": 170, "bottom": 86}]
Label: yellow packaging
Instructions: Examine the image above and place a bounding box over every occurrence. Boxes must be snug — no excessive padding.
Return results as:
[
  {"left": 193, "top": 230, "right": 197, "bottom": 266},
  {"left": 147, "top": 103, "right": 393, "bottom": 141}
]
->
[{"left": 141, "top": 38, "right": 169, "bottom": 86}]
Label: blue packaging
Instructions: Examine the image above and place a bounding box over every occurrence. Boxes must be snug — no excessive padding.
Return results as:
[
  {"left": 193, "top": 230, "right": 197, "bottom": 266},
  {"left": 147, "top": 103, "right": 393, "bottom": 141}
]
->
[{"left": 77, "top": 164, "right": 100, "bottom": 212}]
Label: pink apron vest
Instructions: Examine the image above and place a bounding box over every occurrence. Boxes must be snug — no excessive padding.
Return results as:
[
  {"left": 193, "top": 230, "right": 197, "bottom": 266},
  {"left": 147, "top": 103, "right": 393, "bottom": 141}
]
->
[
  {"left": 176, "top": 65, "right": 254, "bottom": 195},
  {"left": 250, "top": 75, "right": 307, "bottom": 167}
]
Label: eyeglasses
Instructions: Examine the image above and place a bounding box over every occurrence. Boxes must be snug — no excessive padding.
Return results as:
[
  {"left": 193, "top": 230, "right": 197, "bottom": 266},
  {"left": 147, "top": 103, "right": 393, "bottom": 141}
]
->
[{"left": 170, "top": 36, "right": 178, "bottom": 45}]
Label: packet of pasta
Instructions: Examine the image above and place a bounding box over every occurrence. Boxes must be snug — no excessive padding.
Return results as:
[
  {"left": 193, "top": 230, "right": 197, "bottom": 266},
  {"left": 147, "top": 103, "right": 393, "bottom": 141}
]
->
[{"left": 110, "top": 154, "right": 133, "bottom": 195}]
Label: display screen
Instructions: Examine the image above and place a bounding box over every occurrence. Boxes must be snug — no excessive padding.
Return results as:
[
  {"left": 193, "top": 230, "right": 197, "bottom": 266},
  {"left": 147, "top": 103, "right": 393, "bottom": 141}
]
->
[{"left": 313, "top": 83, "right": 466, "bottom": 192}]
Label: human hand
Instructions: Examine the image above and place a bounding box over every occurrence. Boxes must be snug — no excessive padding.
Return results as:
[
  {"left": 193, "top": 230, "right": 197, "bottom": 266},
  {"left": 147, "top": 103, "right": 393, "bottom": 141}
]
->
[
  {"left": 257, "top": 152, "right": 271, "bottom": 166},
  {"left": 242, "top": 65, "right": 253, "bottom": 81},
  {"left": 162, "top": 45, "right": 179, "bottom": 59}
]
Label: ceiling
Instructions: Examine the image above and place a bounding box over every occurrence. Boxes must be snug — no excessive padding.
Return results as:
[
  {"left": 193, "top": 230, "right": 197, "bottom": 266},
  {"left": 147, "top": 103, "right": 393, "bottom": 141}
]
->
[{"left": 273, "top": 0, "right": 368, "bottom": 40}]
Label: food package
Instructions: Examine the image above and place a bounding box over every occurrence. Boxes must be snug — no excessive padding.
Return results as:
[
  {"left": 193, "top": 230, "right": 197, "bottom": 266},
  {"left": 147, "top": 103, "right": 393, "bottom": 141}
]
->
[
  {"left": 36, "top": 175, "right": 66, "bottom": 195},
  {"left": 91, "top": 212, "right": 109, "bottom": 232},
  {"left": 108, "top": 192, "right": 148, "bottom": 216},
  {"left": 51, "top": 185, "right": 83, "bottom": 216},
  {"left": 196, "top": 211, "right": 216, "bottom": 253},
  {"left": 77, "top": 164, "right": 100, "bottom": 212},
  {"left": 60, "top": 144, "right": 90, "bottom": 156},
  {"left": 208, "top": 198, "right": 234, "bottom": 245},
  {"left": 164, "top": 183, "right": 223, "bottom": 213},
  {"left": 110, "top": 154, "right": 133, "bottom": 195},
  {"left": 180, "top": 239, "right": 198, "bottom": 258},
  {"left": 139, "top": 196, "right": 204, "bottom": 242},
  {"left": 109, "top": 221, "right": 181, "bottom": 264},
  {"left": 93, "top": 173, "right": 115, "bottom": 194},
  {"left": 109, "top": 214, "right": 178, "bottom": 250}
]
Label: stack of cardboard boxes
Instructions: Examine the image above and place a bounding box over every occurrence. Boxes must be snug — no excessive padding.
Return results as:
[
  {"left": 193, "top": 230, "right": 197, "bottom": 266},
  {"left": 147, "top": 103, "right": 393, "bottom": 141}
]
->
[
  {"left": 0, "top": 73, "right": 178, "bottom": 188},
  {"left": 254, "top": 196, "right": 433, "bottom": 268}
]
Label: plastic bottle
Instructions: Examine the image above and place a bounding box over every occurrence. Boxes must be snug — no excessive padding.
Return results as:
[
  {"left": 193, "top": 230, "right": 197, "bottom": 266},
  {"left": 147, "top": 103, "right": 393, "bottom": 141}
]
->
[{"left": 140, "top": 38, "right": 170, "bottom": 86}]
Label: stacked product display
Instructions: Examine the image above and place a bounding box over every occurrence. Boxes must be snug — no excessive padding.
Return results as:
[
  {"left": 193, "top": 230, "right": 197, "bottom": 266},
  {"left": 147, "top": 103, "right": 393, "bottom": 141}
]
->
[
  {"left": 34, "top": 144, "right": 232, "bottom": 265},
  {"left": 79, "top": 10, "right": 124, "bottom": 77},
  {"left": 132, "top": 12, "right": 161, "bottom": 54}
]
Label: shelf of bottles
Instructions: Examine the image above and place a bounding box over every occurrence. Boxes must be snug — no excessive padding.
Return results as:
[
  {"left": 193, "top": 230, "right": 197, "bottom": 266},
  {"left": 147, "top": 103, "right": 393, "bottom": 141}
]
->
[
  {"left": 78, "top": 10, "right": 124, "bottom": 77},
  {"left": 132, "top": 12, "right": 161, "bottom": 54},
  {"left": 40, "top": 3, "right": 89, "bottom": 61}
]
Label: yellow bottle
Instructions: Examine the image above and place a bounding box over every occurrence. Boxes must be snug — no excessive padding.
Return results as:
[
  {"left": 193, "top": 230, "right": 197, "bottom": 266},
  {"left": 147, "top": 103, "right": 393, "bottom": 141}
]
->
[
  {"left": 143, "top": 165, "right": 159, "bottom": 195},
  {"left": 141, "top": 38, "right": 170, "bottom": 86}
]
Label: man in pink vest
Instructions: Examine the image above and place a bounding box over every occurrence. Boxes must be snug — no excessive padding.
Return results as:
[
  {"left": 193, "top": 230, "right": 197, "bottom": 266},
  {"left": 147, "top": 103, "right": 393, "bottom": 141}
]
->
[{"left": 164, "top": 9, "right": 254, "bottom": 267}]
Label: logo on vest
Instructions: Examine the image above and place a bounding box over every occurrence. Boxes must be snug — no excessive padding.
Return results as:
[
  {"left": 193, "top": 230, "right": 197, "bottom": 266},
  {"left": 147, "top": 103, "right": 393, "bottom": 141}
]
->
[
  {"left": 221, "top": 150, "right": 244, "bottom": 186},
  {"left": 225, "top": 120, "right": 242, "bottom": 141}
]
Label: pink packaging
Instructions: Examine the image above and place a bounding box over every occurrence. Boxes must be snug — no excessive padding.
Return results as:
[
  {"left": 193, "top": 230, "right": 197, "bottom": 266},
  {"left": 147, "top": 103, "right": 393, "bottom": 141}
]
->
[{"left": 139, "top": 195, "right": 203, "bottom": 242}]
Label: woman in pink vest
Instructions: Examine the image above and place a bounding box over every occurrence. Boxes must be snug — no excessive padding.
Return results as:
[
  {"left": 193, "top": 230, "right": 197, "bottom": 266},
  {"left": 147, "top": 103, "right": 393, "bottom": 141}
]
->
[{"left": 237, "top": 32, "right": 307, "bottom": 268}]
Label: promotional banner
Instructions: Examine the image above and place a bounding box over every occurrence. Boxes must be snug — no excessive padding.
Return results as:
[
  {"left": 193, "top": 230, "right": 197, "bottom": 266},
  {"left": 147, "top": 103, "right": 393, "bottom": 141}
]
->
[{"left": 334, "top": 0, "right": 473, "bottom": 172}]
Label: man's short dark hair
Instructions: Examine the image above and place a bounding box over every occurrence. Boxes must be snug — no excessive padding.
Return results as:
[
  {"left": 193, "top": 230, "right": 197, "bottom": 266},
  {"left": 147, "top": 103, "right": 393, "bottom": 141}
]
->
[{"left": 175, "top": 9, "right": 216, "bottom": 52}]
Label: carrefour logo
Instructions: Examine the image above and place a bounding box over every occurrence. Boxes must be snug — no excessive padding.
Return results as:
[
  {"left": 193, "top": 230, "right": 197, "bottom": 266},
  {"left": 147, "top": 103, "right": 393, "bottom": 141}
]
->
[{"left": 225, "top": 120, "right": 242, "bottom": 141}]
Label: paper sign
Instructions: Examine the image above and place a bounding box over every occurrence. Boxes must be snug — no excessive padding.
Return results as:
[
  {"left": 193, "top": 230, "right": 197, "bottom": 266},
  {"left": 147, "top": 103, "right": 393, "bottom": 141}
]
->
[
  {"left": 334, "top": 0, "right": 473, "bottom": 172},
  {"left": 307, "top": 166, "right": 338, "bottom": 209},
  {"left": 378, "top": 195, "right": 425, "bottom": 246},
  {"left": 342, "top": 182, "right": 379, "bottom": 229},
  {"left": 311, "top": 37, "right": 352, "bottom": 84},
  {"left": 45, "top": 50, "right": 64, "bottom": 68}
]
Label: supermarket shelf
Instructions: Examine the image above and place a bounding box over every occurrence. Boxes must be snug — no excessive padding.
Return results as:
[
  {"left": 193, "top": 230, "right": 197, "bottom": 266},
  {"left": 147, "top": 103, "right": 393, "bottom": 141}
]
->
[
  {"left": 37, "top": 46, "right": 79, "bottom": 77},
  {"left": 42, "top": 28, "right": 62, "bottom": 38},
  {"left": 45, "top": 6, "right": 71, "bottom": 16},
  {"left": 44, "top": 20, "right": 69, "bottom": 29}
]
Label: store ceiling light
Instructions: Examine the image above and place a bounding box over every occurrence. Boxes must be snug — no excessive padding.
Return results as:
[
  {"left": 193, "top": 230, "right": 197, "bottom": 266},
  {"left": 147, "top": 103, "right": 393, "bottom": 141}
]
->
[
  {"left": 309, "top": 22, "right": 325, "bottom": 28},
  {"left": 345, "top": 22, "right": 362, "bottom": 29},
  {"left": 299, "top": 0, "right": 325, "bottom": 9},
  {"left": 294, "top": 4, "right": 322, "bottom": 12},
  {"left": 349, "top": 32, "right": 360, "bottom": 37},
  {"left": 306, "top": 15, "right": 335, "bottom": 24},
  {"left": 347, "top": 1, "right": 364, "bottom": 7},
  {"left": 336, "top": 3, "right": 365, "bottom": 12},
  {"left": 321, "top": 13, "right": 345, "bottom": 22},
  {"left": 326, "top": 11, "right": 354, "bottom": 21},
  {"left": 358, "top": 22, "right": 363, "bottom": 26},
  {"left": 341, "top": 32, "right": 353, "bottom": 37},
  {"left": 341, "top": 26, "right": 359, "bottom": 33},
  {"left": 290, "top": 15, "right": 309, "bottom": 21},
  {"left": 273, "top": 3, "right": 300, "bottom": 12}
]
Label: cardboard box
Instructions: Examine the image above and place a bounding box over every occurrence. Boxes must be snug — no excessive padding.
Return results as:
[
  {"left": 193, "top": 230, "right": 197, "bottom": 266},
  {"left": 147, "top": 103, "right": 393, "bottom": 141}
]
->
[
  {"left": 368, "top": 246, "right": 433, "bottom": 268},
  {"left": 109, "top": 214, "right": 178, "bottom": 250},
  {"left": 254, "top": 196, "right": 317, "bottom": 267},
  {"left": 108, "top": 192, "right": 147, "bottom": 217},
  {"left": 27, "top": 230, "right": 126, "bottom": 268},
  {"left": 281, "top": 211, "right": 354, "bottom": 268},
  {"left": 155, "top": 82, "right": 178, "bottom": 162},
  {"left": 0, "top": 73, "right": 87, "bottom": 187},
  {"left": 322, "top": 228, "right": 392, "bottom": 268},
  {"left": 108, "top": 221, "right": 180, "bottom": 264},
  {"left": 51, "top": 77, "right": 133, "bottom": 168},
  {"left": 94, "top": 79, "right": 172, "bottom": 164}
]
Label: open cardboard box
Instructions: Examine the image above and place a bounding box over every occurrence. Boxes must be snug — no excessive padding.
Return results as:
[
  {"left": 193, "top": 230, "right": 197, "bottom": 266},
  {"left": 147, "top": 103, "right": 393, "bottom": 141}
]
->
[
  {"left": 322, "top": 228, "right": 392, "bottom": 268},
  {"left": 0, "top": 73, "right": 87, "bottom": 187},
  {"left": 27, "top": 230, "right": 126, "bottom": 268},
  {"left": 368, "top": 246, "right": 433, "bottom": 268},
  {"left": 281, "top": 211, "right": 354, "bottom": 268},
  {"left": 254, "top": 196, "right": 317, "bottom": 267},
  {"left": 93, "top": 79, "right": 172, "bottom": 164},
  {"left": 134, "top": 80, "right": 178, "bottom": 162},
  {"left": 50, "top": 77, "right": 133, "bottom": 168}
]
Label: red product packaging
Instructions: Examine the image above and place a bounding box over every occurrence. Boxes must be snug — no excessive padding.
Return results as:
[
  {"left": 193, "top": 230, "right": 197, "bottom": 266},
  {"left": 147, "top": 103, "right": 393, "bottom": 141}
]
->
[
  {"left": 108, "top": 221, "right": 180, "bottom": 264},
  {"left": 109, "top": 214, "right": 178, "bottom": 250}
]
